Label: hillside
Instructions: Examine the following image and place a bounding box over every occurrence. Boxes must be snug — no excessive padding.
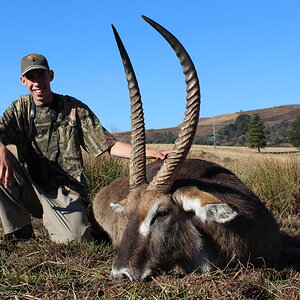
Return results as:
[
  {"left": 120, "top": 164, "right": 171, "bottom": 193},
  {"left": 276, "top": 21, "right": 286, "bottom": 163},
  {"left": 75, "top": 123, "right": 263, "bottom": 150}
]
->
[{"left": 114, "top": 104, "right": 300, "bottom": 143}]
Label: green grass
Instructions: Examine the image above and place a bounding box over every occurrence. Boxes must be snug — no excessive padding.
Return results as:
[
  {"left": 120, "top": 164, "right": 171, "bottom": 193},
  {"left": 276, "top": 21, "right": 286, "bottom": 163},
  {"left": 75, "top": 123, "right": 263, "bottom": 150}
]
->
[{"left": 1, "top": 152, "right": 300, "bottom": 299}]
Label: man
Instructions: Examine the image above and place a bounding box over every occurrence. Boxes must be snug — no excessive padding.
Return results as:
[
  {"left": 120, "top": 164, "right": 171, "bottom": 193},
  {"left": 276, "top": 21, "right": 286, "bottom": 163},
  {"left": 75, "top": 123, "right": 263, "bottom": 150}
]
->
[{"left": 0, "top": 54, "right": 168, "bottom": 243}]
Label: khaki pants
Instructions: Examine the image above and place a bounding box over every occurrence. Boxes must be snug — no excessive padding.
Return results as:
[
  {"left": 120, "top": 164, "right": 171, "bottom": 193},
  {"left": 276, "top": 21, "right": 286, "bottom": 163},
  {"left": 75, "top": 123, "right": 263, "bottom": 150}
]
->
[{"left": 0, "top": 151, "right": 91, "bottom": 243}]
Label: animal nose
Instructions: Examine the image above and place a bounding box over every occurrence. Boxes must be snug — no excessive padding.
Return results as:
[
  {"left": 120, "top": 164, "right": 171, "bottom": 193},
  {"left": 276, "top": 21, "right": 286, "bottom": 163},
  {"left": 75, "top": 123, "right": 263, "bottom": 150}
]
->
[
  {"left": 111, "top": 267, "right": 135, "bottom": 281},
  {"left": 111, "top": 272, "right": 128, "bottom": 280}
]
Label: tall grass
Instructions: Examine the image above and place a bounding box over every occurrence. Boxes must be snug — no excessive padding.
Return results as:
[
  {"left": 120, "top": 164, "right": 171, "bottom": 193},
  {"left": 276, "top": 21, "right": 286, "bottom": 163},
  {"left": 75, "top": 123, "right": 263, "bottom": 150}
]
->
[
  {"left": 83, "top": 153, "right": 128, "bottom": 198},
  {"left": 227, "top": 156, "right": 300, "bottom": 217}
]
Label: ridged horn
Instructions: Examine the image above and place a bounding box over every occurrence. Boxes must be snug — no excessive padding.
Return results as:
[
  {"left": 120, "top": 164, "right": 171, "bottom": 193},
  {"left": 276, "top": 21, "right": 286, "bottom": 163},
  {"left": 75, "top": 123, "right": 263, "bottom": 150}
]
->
[
  {"left": 112, "top": 25, "right": 147, "bottom": 189},
  {"left": 142, "top": 16, "right": 201, "bottom": 193}
]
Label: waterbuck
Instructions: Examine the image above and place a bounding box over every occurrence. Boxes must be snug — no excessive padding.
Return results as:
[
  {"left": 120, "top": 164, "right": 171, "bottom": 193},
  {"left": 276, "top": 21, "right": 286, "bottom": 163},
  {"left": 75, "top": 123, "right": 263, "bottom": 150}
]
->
[{"left": 92, "top": 16, "right": 299, "bottom": 281}]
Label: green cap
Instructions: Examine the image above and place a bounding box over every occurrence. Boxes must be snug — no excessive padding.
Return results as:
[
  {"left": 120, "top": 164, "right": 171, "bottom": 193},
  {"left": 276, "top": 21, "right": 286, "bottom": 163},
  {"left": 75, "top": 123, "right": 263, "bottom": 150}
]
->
[{"left": 21, "top": 54, "right": 50, "bottom": 76}]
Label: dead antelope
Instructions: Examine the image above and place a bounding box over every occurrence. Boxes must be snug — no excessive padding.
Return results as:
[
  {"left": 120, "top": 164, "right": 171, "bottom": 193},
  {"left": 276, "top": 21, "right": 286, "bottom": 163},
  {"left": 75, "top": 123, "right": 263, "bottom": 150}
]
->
[{"left": 92, "top": 16, "right": 299, "bottom": 281}]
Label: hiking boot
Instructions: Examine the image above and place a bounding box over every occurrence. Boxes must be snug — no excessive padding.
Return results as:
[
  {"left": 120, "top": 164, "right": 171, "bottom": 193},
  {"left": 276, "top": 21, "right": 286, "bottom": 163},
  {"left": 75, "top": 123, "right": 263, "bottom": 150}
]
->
[{"left": 0, "top": 224, "right": 34, "bottom": 243}]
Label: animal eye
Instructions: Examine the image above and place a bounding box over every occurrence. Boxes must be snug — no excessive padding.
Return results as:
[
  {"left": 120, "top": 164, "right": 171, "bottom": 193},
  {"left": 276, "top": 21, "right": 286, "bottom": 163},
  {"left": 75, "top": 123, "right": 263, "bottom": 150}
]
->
[
  {"left": 157, "top": 209, "right": 171, "bottom": 218},
  {"left": 150, "top": 209, "right": 171, "bottom": 226}
]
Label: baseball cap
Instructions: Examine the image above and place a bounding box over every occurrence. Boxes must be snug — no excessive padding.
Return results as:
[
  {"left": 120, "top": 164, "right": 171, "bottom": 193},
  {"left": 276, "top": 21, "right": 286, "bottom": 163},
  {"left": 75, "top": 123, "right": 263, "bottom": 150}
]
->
[{"left": 21, "top": 54, "right": 50, "bottom": 76}]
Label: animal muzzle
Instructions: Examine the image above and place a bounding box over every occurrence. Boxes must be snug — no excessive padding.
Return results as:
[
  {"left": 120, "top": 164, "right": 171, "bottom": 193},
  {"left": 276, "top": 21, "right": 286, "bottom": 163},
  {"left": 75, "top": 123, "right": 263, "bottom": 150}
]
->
[{"left": 111, "top": 264, "right": 153, "bottom": 281}]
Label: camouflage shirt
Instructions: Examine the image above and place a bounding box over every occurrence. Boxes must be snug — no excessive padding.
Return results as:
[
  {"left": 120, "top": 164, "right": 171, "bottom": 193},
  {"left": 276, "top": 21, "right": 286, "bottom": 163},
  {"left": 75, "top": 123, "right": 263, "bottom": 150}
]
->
[{"left": 0, "top": 93, "right": 116, "bottom": 195}]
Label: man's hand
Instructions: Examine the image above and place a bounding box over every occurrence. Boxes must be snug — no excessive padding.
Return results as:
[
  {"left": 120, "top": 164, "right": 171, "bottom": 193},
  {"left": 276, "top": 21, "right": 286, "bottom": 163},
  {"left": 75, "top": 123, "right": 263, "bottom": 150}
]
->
[
  {"left": 146, "top": 149, "right": 170, "bottom": 160},
  {"left": 0, "top": 143, "right": 14, "bottom": 188}
]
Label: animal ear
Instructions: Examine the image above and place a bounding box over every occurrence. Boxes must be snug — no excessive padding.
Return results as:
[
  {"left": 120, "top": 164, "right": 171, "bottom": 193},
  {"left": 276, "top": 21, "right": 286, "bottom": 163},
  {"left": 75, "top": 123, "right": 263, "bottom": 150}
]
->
[
  {"left": 110, "top": 199, "right": 126, "bottom": 214},
  {"left": 172, "top": 186, "right": 238, "bottom": 223}
]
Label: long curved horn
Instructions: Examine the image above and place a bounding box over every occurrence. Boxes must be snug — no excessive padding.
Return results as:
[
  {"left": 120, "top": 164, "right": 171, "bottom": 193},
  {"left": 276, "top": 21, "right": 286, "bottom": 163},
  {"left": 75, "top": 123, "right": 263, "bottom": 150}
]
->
[
  {"left": 142, "top": 16, "right": 201, "bottom": 193},
  {"left": 112, "top": 25, "right": 147, "bottom": 189}
]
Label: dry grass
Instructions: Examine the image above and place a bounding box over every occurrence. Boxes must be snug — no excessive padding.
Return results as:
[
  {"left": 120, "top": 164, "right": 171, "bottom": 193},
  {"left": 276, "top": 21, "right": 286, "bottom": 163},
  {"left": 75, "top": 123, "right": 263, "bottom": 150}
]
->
[
  {"left": 228, "top": 156, "right": 300, "bottom": 216},
  {"left": 1, "top": 145, "right": 300, "bottom": 299},
  {"left": 148, "top": 144, "right": 300, "bottom": 161},
  {"left": 1, "top": 227, "right": 300, "bottom": 299}
]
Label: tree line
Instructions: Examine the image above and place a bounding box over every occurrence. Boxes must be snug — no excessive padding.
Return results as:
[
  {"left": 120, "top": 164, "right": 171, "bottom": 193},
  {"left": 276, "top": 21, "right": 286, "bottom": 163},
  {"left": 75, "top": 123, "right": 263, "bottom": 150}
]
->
[{"left": 146, "top": 113, "right": 300, "bottom": 151}]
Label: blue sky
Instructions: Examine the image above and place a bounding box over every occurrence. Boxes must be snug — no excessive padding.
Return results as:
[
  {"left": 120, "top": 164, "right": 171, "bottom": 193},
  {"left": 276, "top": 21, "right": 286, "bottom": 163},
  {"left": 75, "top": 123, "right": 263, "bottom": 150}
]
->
[{"left": 0, "top": 0, "right": 299, "bottom": 132}]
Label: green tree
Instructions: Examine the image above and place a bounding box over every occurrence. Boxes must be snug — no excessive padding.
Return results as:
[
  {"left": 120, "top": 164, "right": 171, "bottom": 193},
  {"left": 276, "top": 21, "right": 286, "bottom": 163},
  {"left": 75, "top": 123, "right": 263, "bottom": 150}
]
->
[
  {"left": 247, "top": 114, "right": 266, "bottom": 152},
  {"left": 235, "top": 114, "right": 251, "bottom": 136},
  {"left": 265, "top": 120, "right": 290, "bottom": 146},
  {"left": 211, "top": 114, "right": 251, "bottom": 146},
  {"left": 288, "top": 114, "right": 300, "bottom": 147},
  {"left": 146, "top": 131, "right": 177, "bottom": 144}
]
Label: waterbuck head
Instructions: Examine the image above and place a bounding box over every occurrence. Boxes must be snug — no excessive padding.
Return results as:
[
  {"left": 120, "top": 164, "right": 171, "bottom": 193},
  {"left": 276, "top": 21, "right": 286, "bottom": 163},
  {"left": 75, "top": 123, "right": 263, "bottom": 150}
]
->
[{"left": 110, "top": 16, "right": 204, "bottom": 280}]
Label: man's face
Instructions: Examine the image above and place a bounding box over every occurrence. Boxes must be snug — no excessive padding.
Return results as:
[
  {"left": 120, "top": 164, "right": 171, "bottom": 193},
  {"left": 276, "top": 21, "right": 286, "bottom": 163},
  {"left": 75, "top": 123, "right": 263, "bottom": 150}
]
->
[{"left": 20, "top": 69, "right": 54, "bottom": 105}]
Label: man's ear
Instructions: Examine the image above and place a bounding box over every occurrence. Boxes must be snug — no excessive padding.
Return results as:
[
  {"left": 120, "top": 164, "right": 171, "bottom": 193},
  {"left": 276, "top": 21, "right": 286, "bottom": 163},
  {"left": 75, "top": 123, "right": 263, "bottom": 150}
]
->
[
  {"left": 20, "top": 75, "right": 26, "bottom": 86},
  {"left": 49, "top": 70, "right": 54, "bottom": 81}
]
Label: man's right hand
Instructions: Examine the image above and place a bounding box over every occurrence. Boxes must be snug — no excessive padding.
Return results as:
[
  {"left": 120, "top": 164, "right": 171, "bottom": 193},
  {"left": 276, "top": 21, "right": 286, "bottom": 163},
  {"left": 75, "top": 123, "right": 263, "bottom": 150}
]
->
[{"left": 0, "top": 143, "right": 14, "bottom": 188}]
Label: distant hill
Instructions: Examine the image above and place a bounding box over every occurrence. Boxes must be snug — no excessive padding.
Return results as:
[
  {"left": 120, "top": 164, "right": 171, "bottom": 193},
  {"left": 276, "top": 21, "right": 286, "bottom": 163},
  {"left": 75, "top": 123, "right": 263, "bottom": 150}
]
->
[{"left": 114, "top": 104, "right": 300, "bottom": 143}]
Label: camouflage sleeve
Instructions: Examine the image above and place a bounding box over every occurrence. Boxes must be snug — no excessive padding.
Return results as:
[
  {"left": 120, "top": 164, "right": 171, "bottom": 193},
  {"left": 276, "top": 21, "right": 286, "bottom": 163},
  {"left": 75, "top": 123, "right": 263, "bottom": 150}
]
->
[
  {"left": 0, "top": 99, "right": 26, "bottom": 146},
  {"left": 76, "top": 105, "right": 117, "bottom": 157}
]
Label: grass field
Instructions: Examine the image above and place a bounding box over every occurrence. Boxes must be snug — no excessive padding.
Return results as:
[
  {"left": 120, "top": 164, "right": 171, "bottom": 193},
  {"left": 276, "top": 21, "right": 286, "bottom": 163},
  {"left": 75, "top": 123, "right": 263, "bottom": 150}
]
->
[{"left": 0, "top": 145, "right": 299, "bottom": 299}]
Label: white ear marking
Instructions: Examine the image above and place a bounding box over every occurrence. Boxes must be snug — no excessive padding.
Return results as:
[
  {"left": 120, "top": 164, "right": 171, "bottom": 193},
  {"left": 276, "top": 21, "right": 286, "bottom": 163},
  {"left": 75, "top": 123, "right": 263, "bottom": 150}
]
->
[
  {"left": 175, "top": 192, "right": 238, "bottom": 224},
  {"left": 196, "top": 203, "right": 238, "bottom": 223},
  {"left": 110, "top": 202, "right": 125, "bottom": 213}
]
